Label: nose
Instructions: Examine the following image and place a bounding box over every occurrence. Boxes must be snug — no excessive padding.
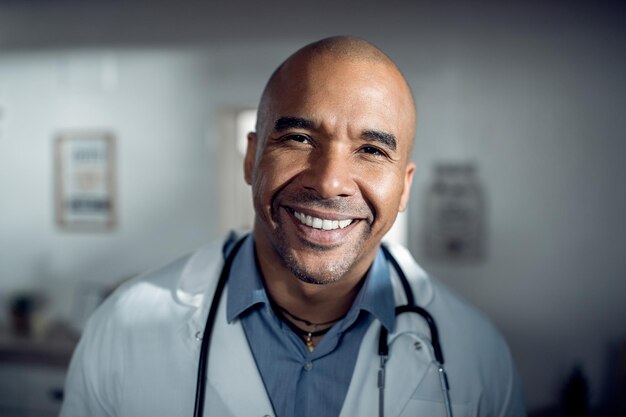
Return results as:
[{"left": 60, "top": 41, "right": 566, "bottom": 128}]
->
[{"left": 301, "top": 150, "right": 357, "bottom": 198}]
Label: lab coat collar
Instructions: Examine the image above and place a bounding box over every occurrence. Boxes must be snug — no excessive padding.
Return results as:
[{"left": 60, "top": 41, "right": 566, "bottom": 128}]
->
[
  {"left": 175, "top": 239, "right": 225, "bottom": 308},
  {"left": 383, "top": 241, "right": 434, "bottom": 307},
  {"left": 174, "top": 238, "right": 226, "bottom": 358}
]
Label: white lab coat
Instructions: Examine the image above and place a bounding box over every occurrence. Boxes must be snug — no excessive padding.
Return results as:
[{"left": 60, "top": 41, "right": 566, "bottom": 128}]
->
[{"left": 60, "top": 237, "right": 526, "bottom": 417}]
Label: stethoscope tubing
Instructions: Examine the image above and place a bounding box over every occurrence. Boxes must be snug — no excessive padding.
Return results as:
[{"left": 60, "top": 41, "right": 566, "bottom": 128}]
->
[
  {"left": 378, "top": 245, "right": 453, "bottom": 417},
  {"left": 193, "top": 236, "right": 246, "bottom": 417},
  {"left": 193, "top": 236, "right": 452, "bottom": 417}
]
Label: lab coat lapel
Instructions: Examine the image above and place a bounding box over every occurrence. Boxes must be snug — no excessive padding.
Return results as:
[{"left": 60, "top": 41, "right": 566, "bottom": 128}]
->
[
  {"left": 175, "top": 238, "right": 274, "bottom": 416},
  {"left": 339, "top": 242, "right": 436, "bottom": 417},
  {"left": 205, "top": 285, "right": 274, "bottom": 416}
]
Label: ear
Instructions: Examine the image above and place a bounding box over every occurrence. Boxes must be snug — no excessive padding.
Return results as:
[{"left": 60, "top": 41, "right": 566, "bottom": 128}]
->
[
  {"left": 244, "top": 132, "right": 257, "bottom": 185},
  {"left": 398, "top": 162, "right": 415, "bottom": 212}
]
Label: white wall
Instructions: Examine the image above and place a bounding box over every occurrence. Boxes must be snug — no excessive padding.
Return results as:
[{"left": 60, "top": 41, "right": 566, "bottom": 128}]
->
[
  {"left": 0, "top": 49, "right": 218, "bottom": 320},
  {"left": 0, "top": 1, "right": 624, "bottom": 412}
]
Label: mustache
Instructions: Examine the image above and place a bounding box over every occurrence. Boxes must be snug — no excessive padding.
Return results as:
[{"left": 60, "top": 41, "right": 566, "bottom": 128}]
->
[{"left": 276, "top": 189, "right": 372, "bottom": 216}]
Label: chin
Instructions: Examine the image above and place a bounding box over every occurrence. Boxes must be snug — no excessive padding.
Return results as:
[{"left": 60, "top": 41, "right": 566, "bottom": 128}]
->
[
  {"left": 282, "top": 250, "right": 355, "bottom": 286},
  {"left": 288, "top": 266, "right": 346, "bottom": 286}
]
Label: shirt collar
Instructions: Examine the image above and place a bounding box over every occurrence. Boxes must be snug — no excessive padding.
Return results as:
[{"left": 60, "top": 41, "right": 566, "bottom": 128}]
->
[
  {"left": 226, "top": 236, "right": 395, "bottom": 332},
  {"left": 355, "top": 248, "right": 395, "bottom": 331}
]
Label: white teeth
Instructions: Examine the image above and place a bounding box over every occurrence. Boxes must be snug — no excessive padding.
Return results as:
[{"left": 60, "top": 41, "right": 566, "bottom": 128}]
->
[{"left": 293, "top": 210, "right": 353, "bottom": 231}]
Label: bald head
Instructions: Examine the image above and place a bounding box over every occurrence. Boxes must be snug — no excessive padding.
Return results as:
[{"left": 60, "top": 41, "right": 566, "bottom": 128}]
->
[
  {"left": 256, "top": 36, "right": 416, "bottom": 145},
  {"left": 245, "top": 36, "right": 417, "bottom": 285},
  {"left": 290, "top": 35, "right": 394, "bottom": 63}
]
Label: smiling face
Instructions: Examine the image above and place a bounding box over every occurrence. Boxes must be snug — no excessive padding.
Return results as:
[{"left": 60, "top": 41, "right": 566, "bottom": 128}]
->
[{"left": 245, "top": 49, "right": 415, "bottom": 286}]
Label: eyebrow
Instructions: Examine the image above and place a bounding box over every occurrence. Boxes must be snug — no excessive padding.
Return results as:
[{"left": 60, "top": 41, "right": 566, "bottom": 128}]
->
[
  {"left": 273, "top": 116, "right": 397, "bottom": 152},
  {"left": 274, "top": 117, "right": 315, "bottom": 132},
  {"left": 362, "top": 130, "right": 397, "bottom": 152}
]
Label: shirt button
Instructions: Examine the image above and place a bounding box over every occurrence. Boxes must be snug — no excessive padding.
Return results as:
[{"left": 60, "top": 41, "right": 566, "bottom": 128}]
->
[{"left": 303, "top": 362, "right": 313, "bottom": 371}]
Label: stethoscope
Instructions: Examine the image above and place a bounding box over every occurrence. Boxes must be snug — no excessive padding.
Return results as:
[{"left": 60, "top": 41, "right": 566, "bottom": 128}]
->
[{"left": 193, "top": 235, "right": 453, "bottom": 417}]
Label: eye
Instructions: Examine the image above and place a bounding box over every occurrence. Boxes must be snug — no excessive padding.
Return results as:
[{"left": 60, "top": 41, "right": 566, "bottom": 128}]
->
[
  {"left": 359, "top": 146, "right": 386, "bottom": 157},
  {"left": 283, "top": 134, "right": 311, "bottom": 144}
]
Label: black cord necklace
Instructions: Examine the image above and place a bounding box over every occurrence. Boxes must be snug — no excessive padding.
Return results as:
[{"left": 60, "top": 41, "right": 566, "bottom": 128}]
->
[
  {"left": 277, "top": 304, "right": 346, "bottom": 327},
  {"left": 272, "top": 304, "right": 347, "bottom": 352},
  {"left": 281, "top": 315, "right": 333, "bottom": 352}
]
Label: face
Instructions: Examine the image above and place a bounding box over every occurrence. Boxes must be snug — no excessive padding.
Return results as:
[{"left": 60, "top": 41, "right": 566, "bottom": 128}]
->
[{"left": 245, "top": 54, "right": 415, "bottom": 285}]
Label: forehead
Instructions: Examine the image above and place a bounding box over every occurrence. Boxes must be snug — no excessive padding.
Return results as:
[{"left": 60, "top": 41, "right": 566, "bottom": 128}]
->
[{"left": 265, "top": 54, "right": 415, "bottom": 145}]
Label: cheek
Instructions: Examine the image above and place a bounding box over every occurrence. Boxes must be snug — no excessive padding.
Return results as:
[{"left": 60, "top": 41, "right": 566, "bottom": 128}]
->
[
  {"left": 360, "top": 167, "right": 405, "bottom": 219},
  {"left": 252, "top": 153, "right": 301, "bottom": 206}
]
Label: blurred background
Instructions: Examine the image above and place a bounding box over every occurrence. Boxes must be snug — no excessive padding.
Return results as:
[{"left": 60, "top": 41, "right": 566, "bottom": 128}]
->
[{"left": 0, "top": 1, "right": 625, "bottom": 416}]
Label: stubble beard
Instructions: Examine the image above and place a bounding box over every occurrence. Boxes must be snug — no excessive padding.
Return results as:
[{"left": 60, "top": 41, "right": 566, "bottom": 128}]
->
[
  {"left": 275, "top": 229, "right": 367, "bottom": 285},
  {"left": 267, "top": 190, "right": 374, "bottom": 285}
]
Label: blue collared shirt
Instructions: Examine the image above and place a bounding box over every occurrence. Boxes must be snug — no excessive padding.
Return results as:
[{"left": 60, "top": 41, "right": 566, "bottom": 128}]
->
[{"left": 226, "top": 236, "right": 395, "bottom": 417}]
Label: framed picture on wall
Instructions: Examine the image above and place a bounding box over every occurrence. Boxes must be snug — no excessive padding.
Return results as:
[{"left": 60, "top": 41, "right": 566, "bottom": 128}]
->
[{"left": 54, "top": 131, "right": 117, "bottom": 230}]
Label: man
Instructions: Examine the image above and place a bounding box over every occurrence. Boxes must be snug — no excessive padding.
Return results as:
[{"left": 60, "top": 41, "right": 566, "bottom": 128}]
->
[{"left": 61, "top": 36, "right": 526, "bottom": 417}]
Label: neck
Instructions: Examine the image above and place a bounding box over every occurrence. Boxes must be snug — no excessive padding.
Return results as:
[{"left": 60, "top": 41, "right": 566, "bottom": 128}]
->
[
  {"left": 269, "top": 279, "right": 363, "bottom": 326},
  {"left": 254, "top": 245, "right": 369, "bottom": 327}
]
